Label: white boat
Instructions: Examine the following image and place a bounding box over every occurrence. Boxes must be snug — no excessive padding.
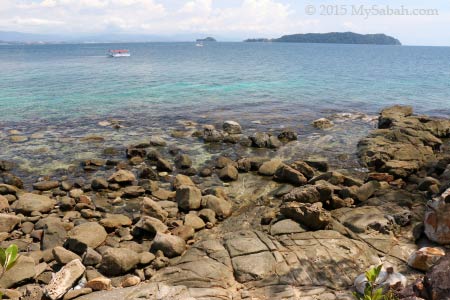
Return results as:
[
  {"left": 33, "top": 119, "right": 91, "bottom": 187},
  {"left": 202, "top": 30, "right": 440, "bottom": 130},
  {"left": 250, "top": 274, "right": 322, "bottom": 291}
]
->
[
  {"left": 195, "top": 42, "right": 204, "bottom": 47},
  {"left": 108, "top": 49, "right": 130, "bottom": 57}
]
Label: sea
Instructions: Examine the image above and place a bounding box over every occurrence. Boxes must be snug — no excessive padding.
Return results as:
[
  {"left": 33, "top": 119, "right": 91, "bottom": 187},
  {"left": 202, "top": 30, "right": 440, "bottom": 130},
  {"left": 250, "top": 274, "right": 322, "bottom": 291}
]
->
[{"left": 1, "top": 42, "right": 449, "bottom": 183}]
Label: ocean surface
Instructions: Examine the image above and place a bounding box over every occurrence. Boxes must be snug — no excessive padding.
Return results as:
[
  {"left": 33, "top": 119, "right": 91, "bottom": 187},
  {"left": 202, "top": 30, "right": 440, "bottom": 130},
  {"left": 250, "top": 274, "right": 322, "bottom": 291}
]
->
[{"left": 0, "top": 42, "right": 449, "bottom": 181}]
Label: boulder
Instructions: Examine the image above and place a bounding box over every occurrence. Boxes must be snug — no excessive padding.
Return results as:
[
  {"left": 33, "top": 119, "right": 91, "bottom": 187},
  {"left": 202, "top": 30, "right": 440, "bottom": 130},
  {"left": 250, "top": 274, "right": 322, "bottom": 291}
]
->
[
  {"left": 86, "top": 277, "right": 111, "bottom": 291},
  {"left": 53, "top": 247, "right": 82, "bottom": 265},
  {"left": 0, "top": 213, "right": 20, "bottom": 233},
  {"left": 258, "top": 159, "right": 282, "bottom": 176},
  {"left": 278, "top": 129, "right": 297, "bottom": 141},
  {"left": 176, "top": 185, "right": 202, "bottom": 211},
  {"left": 156, "top": 158, "right": 173, "bottom": 172},
  {"left": 172, "top": 174, "right": 194, "bottom": 190},
  {"left": 203, "top": 125, "right": 224, "bottom": 143},
  {"left": 250, "top": 132, "right": 270, "bottom": 148},
  {"left": 223, "top": 121, "right": 242, "bottom": 134},
  {"left": 141, "top": 197, "right": 168, "bottom": 221},
  {"left": 184, "top": 214, "right": 205, "bottom": 231},
  {"left": 202, "top": 195, "right": 232, "bottom": 219},
  {"left": 313, "top": 118, "right": 334, "bottom": 129},
  {"left": 33, "top": 180, "right": 60, "bottom": 191},
  {"left": 151, "top": 232, "right": 186, "bottom": 258},
  {"left": 280, "top": 202, "right": 331, "bottom": 230},
  {"left": 281, "top": 185, "right": 321, "bottom": 203},
  {"left": 99, "top": 248, "right": 140, "bottom": 276},
  {"left": 66, "top": 222, "right": 107, "bottom": 251},
  {"left": 42, "top": 220, "right": 68, "bottom": 250},
  {"left": 82, "top": 248, "right": 102, "bottom": 266},
  {"left": 134, "top": 216, "right": 168, "bottom": 235},
  {"left": 424, "top": 196, "right": 450, "bottom": 244},
  {"left": 121, "top": 185, "right": 145, "bottom": 198},
  {"left": 44, "top": 259, "right": 85, "bottom": 300},
  {"left": 15, "top": 193, "right": 56, "bottom": 214},
  {"left": 291, "top": 160, "right": 315, "bottom": 180},
  {"left": 174, "top": 154, "right": 192, "bottom": 169},
  {"left": 0, "top": 184, "right": 19, "bottom": 195},
  {"left": 218, "top": 165, "right": 238, "bottom": 181},
  {"left": 108, "top": 170, "right": 135, "bottom": 184},
  {"left": 0, "top": 255, "right": 36, "bottom": 288},
  {"left": 100, "top": 214, "right": 132, "bottom": 229},
  {"left": 422, "top": 254, "right": 450, "bottom": 300},
  {"left": 407, "top": 247, "right": 445, "bottom": 272},
  {"left": 149, "top": 136, "right": 167, "bottom": 147},
  {"left": 274, "top": 164, "right": 307, "bottom": 186}
]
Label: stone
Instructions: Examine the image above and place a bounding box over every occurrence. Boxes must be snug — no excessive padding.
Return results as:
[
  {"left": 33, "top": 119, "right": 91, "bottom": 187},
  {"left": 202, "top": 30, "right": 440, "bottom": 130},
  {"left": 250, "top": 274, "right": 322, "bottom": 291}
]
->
[
  {"left": 258, "top": 159, "right": 283, "bottom": 176},
  {"left": 42, "top": 220, "right": 68, "bottom": 250},
  {"left": 274, "top": 164, "right": 307, "bottom": 186},
  {"left": 151, "top": 232, "right": 186, "bottom": 258},
  {"left": 305, "top": 158, "right": 329, "bottom": 172},
  {"left": 313, "top": 118, "right": 334, "bottom": 129},
  {"left": 174, "top": 154, "right": 192, "bottom": 169},
  {"left": 218, "top": 165, "right": 238, "bottom": 181},
  {"left": 281, "top": 185, "right": 321, "bottom": 203},
  {"left": 10, "top": 135, "right": 28, "bottom": 143},
  {"left": 422, "top": 254, "right": 450, "bottom": 300},
  {"left": 171, "top": 225, "right": 195, "bottom": 241},
  {"left": 66, "top": 222, "right": 107, "bottom": 251},
  {"left": 250, "top": 132, "right": 270, "bottom": 148},
  {"left": 0, "top": 213, "right": 20, "bottom": 232},
  {"left": 91, "top": 178, "right": 109, "bottom": 190},
  {"left": 203, "top": 125, "right": 224, "bottom": 143},
  {"left": 99, "top": 248, "right": 140, "bottom": 276},
  {"left": 44, "top": 259, "right": 86, "bottom": 300},
  {"left": 408, "top": 247, "right": 446, "bottom": 272},
  {"left": 15, "top": 193, "right": 56, "bottom": 214},
  {"left": 69, "top": 188, "right": 83, "bottom": 199},
  {"left": 141, "top": 197, "right": 168, "bottom": 221},
  {"left": 280, "top": 202, "right": 331, "bottom": 230},
  {"left": 139, "top": 252, "right": 155, "bottom": 265},
  {"left": 278, "top": 129, "right": 297, "bottom": 141},
  {"left": 62, "top": 288, "right": 92, "bottom": 300},
  {"left": 108, "top": 170, "right": 136, "bottom": 184},
  {"left": 424, "top": 197, "right": 450, "bottom": 244},
  {"left": 139, "top": 167, "right": 159, "bottom": 180},
  {"left": 33, "top": 180, "right": 60, "bottom": 191},
  {"left": 53, "top": 246, "right": 81, "bottom": 264},
  {"left": 232, "top": 251, "right": 277, "bottom": 283},
  {"left": 202, "top": 195, "right": 232, "bottom": 219},
  {"left": 198, "top": 209, "right": 217, "bottom": 224},
  {"left": 100, "top": 214, "right": 132, "bottom": 229},
  {"left": 0, "top": 255, "right": 36, "bottom": 288},
  {"left": 172, "top": 174, "right": 194, "bottom": 189},
  {"left": 134, "top": 216, "right": 168, "bottom": 235},
  {"left": 120, "top": 275, "right": 141, "bottom": 287},
  {"left": 0, "top": 183, "right": 19, "bottom": 195},
  {"left": 156, "top": 158, "right": 173, "bottom": 172},
  {"left": 122, "top": 185, "right": 145, "bottom": 198},
  {"left": 86, "top": 277, "right": 112, "bottom": 291},
  {"left": 270, "top": 219, "right": 307, "bottom": 235},
  {"left": 82, "top": 248, "right": 103, "bottom": 266},
  {"left": 354, "top": 181, "right": 381, "bottom": 202},
  {"left": 215, "top": 156, "right": 236, "bottom": 169},
  {"left": 291, "top": 160, "right": 315, "bottom": 180},
  {"left": 0, "top": 195, "right": 10, "bottom": 211},
  {"left": 149, "top": 136, "right": 167, "bottom": 147},
  {"left": 176, "top": 185, "right": 202, "bottom": 211},
  {"left": 223, "top": 120, "right": 242, "bottom": 134},
  {"left": 354, "top": 267, "right": 407, "bottom": 295},
  {"left": 267, "top": 136, "right": 282, "bottom": 148},
  {"left": 184, "top": 214, "right": 205, "bottom": 231}
]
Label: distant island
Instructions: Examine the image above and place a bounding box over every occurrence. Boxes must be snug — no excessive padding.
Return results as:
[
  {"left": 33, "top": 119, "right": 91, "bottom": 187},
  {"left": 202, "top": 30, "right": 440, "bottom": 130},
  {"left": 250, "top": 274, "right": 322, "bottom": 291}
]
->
[
  {"left": 244, "top": 32, "right": 401, "bottom": 45},
  {"left": 196, "top": 37, "right": 217, "bottom": 42}
]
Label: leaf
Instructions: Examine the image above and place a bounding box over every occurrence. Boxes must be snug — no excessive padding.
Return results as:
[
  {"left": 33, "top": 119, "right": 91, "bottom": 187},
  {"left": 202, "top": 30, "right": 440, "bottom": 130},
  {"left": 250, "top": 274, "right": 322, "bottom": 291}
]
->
[
  {"left": 0, "top": 248, "right": 5, "bottom": 267},
  {"left": 4, "top": 244, "right": 18, "bottom": 271}
]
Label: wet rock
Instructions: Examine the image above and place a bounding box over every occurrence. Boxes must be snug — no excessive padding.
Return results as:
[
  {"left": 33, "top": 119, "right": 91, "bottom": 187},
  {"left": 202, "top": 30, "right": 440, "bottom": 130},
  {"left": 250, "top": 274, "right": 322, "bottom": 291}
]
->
[
  {"left": 33, "top": 180, "right": 60, "bottom": 191},
  {"left": 174, "top": 154, "right": 192, "bottom": 169},
  {"left": 134, "top": 216, "right": 168, "bottom": 235},
  {"left": 176, "top": 185, "right": 202, "bottom": 211},
  {"left": 1, "top": 173, "right": 24, "bottom": 189},
  {"left": 274, "top": 164, "right": 307, "bottom": 186},
  {"left": 44, "top": 259, "right": 85, "bottom": 300},
  {"left": 203, "top": 125, "right": 224, "bottom": 143},
  {"left": 149, "top": 136, "right": 167, "bottom": 147},
  {"left": 202, "top": 195, "right": 232, "bottom": 219},
  {"left": 0, "top": 256, "right": 36, "bottom": 288},
  {"left": 0, "top": 160, "right": 14, "bottom": 172},
  {"left": 258, "top": 159, "right": 282, "bottom": 176},
  {"left": 108, "top": 170, "right": 136, "bottom": 184},
  {"left": 199, "top": 168, "right": 212, "bottom": 177},
  {"left": 139, "top": 166, "right": 159, "bottom": 180},
  {"left": 91, "top": 178, "right": 108, "bottom": 190},
  {"left": 418, "top": 177, "right": 440, "bottom": 192},
  {"left": 278, "top": 129, "right": 297, "bottom": 141},
  {"left": 0, "top": 213, "right": 20, "bottom": 232},
  {"left": 407, "top": 247, "right": 445, "bottom": 272},
  {"left": 99, "top": 248, "right": 140, "bottom": 276},
  {"left": 100, "top": 214, "right": 132, "bottom": 230},
  {"left": 15, "top": 193, "right": 56, "bottom": 214},
  {"left": 305, "top": 158, "right": 329, "bottom": 172},
  {"left": 215, "top": 156, "right": 236, "bottom": 169},
  {"left": 10, "top": 135, "right": 28, "bottom": 143},
  {"left": 250, "top": 132, "right": 270, "bottom": 148},
  {"left": 291, "top": 160, "right": 315, "bottom": 180},
  {"left": 281, "top": 202, "right": 331, "bottom": 230},
  {"left": 151, "top": 232, "right": 186, "bottom": 258},
  {"left": 313, "top": 118, "right": 334, "bottom": 129},
  {"left": 218, "top": 165, "right": 239, "bottom": 181},
  {"left": 223, "top": 120, "right": 242, "bottom": 134},
  {"left": 53, "top": 246, "right": 81, "bottom": 265},
  {"left": 267, "top": 136, "right": 282, "bottom": 148},
  {"left": 66, "top": 222, "right": 107, "bottom": 252},
  {"left": 281, "top": 185, "right": 321, "bottom": 203},
  {"left": 126, "top": 147, "right": 146, "bottom": 158},
  {"left": 156, "top": 158, "right": 173, "bottom": 172},
  {"left": 141, "top": 197, "right": 168, "bottom": 222}
]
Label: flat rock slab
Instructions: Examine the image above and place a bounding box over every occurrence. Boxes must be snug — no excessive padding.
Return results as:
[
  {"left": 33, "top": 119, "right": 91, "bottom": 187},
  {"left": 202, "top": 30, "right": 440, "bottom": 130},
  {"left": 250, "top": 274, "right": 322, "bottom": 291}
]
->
[{"left": 15, "top": 193, "right": 56, "bottom": 214}]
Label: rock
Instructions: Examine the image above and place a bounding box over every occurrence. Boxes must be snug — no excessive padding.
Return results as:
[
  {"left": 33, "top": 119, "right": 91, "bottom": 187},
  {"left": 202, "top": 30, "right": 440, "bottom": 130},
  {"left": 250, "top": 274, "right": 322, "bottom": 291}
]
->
[
  {"left": 121, "top": 275, "right": 141, "bottom": 287},
  {"left": 100, "top": 214, "right": 132, "bottom": 229},
  {"left": 408, "top": 247, "right": 445, "bottom": 272},
  {"left": 139, "top": 252, "right": 155, "bottom": 265},
  {"left": 44, "top": 259, "right": 86, "bottom": 300},
  {"left": 99, "top": 248, "right": 140, "bottom": 276},
  {"left": 418, "top": 177, "right": 441, "bottom": 192},
  {"left": 15, "top": 193, "right": 56, "bottom": 214},
  {"left": 141, "top": 197, "right": 168, "bottom": 222},
  {"left": 274, "top": 164, "right": 307, "bottom": 186},
  {"left": 152, "top": 189, "right": 175, "bottom": 200},
  {"left": 176, "top": 185, "right": 202, "bottom": 211},
  {"left": 278, "top": 129, "right": 297, "bottom": 141},
  {"left": 33, "top": 180, "right": 60, "bottom": 191},
  {"left": 62, "top": 288, "right": 92, "bottom": 300},
  {"left": 69, "top": 188, "right": 83, "bottom": 199},
  {"left": 305, "top": 158, "right": 329, "bottom": 172},
  {"left": 223, "top": 121, "right": 242, "bottom": 134},
  {"left": 108, "top": 170, "right": 136, "bottom": 184},
  {"left": 258, "top": 159, "right": 282, "bottom": 176},
  {"left": 313, "top": 118, "right": 334, "bottom": 129},
  {"left": 354, "top": 267, "right": 407, "bottom": 295},
  {"left": 122, "top": 185, "right": 145, "bottom": 198},
  {"left": 149, "top": 136, "right": 167, "bottom": 147},
  {"left": 42, "top": 220, "right": 67, "bottom": 250},
  {"left": 0, "top": 256, "right": 36, "bottom": 288},
  {"left": 422, "top": 254, "right": 450, "bottom": 300},
  {"left": 203, "top": 125, "right": 224, "bottom": 143},
  {"left": 281, "top": 185, "right": 321, "bottom": 203},
  {"left": 280, "top": 202, "right": 331, "bottom": 230},
  {"left": 270, "top": 219, "right": 307, "bottom": 235},
  {"left": 172, "top": 225, "right": 195, "bottom": 241},
  {"left": 134, "top": 216, "right": 168, "bottom": 235},
  {"left": 174, "top": 154, "right": 192, "bottom": 169},
  {"left": 184, "top": 214, "right": 206, "bottom": 231},
  {"left": 2, "top": 173, "right": 24, "bottom": 189},
  {"left": 10, "top": 135, "right": 28, "bottom": 143},
  {"left": 151, "top": 232, "right": 186, "bottom": 258},
  {"left": 354, "top": 180, "right": 381, "bottom": 202},
  {"left": 156, "top": 158, "right": 173, "bottom": 172},
  {"left": 172, "top": 174, "right": 194, "bottom": 190},
  {"left": 198, "top": 208, "right": 217, "bottom": 225},
  {"left": 424, "top": 196, "right": 450, "bottom": 244},
  {"left": 267, "top": 136, "right": 282, "bottom": 148},
  {"left": 86, "top": 277, "right": 111, "bottom": 291},
  {"left": 202, "top": 195, "right": 232, "bottom": 219},
  {"left": 0, "top": 183, "right": 19, "bottom": 195},
  {"left": 0, "top": 213, "right": 20, "bottom": 232},
  {"left": 91, "top": 178, "right": 109, "bottom": 190},
  {"left": 215, "top": 156, "right": 236, "bottom": 169},
  {"left": 291, "top": 160, "right": 315, "bottom": 179},
  {"left": 218, "top": 165, "right": 238, "bottom": 181},
  {"left": 333, "top": 206, "right": 393, "bottom": 234},
  {"left": 139, "top": 167, "right": 159, "bottom": 180},
  {"left": 66, "top": 222, "right": 107, "bottom": 251},
  {"left": 53, "top": 247, "right": 82, "bottom": 264},
  {"left": 250, "top": 132, "right": 270, "bottom": 148},
  {"left": 82, "top": 248, "right": 102, "bottom": 266}
]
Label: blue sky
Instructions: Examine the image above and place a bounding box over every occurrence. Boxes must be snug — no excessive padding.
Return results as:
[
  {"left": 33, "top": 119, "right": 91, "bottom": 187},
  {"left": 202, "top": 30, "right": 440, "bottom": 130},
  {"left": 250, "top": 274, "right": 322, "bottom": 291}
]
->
[{"left": 1, "top": 0, "right": 449, "bottom": 45}]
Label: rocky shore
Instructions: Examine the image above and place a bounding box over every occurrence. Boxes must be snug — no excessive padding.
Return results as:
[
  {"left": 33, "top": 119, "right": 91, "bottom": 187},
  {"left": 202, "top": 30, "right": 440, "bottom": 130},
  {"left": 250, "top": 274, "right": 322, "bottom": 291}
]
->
[{"left": 0, "top": 106, "right": 449, "bottom": 300}]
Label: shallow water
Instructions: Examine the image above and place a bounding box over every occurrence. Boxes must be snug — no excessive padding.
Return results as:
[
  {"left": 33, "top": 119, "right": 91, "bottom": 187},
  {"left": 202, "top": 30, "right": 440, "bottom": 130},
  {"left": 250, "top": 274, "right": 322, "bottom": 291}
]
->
[{"left": 0, "top": 42, "right": 449, "bottom": 182}]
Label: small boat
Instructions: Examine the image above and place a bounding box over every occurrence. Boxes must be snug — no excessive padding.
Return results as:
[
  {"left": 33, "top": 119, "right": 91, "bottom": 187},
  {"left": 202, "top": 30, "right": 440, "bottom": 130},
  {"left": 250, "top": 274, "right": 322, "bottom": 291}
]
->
[
  {"left": 195, "top": 42, "right": 204, "bottom": 47},
  {"left": 108, "top": 49, "right": 130, "bottom": 57}
]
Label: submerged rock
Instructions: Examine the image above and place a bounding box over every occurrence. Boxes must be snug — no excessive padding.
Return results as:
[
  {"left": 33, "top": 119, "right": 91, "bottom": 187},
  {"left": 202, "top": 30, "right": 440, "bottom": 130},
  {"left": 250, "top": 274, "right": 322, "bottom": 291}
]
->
[
  {"left": 223, "top": 120, "right": 242, "bottom": 134},
  {"left": 313, "top": 118, "right": 334, "bottom": 129}
]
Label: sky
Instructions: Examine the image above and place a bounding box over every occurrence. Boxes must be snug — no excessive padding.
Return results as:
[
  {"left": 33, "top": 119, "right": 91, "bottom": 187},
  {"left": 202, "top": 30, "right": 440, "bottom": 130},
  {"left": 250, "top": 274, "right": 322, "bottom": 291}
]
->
[{"left": 0, "top": 0, "right": 449, "bottom": 45}]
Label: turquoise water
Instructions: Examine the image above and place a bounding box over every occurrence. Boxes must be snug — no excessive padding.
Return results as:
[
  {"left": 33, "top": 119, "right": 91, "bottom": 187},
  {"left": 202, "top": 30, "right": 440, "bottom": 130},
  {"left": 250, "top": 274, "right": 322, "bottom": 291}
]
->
[{"left": 0, "top": 42, "right": 449, "bottom": 180}]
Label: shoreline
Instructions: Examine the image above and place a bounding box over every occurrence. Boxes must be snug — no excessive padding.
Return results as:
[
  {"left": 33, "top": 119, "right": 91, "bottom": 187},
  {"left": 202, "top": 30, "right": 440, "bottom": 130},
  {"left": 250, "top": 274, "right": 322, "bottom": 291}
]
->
[{"left": 0, "top": 105, "right": 449, "bottom": 299}]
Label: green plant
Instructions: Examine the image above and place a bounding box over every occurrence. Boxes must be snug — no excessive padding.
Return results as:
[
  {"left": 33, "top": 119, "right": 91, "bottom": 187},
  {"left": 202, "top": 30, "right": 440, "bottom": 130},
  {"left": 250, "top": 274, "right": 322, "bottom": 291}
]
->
[
  {"left": 0, "top": 244, "right": 19, "bottom": 299},
  {"left": 353, "top": 265, "right": 398, "bottom": 300}
]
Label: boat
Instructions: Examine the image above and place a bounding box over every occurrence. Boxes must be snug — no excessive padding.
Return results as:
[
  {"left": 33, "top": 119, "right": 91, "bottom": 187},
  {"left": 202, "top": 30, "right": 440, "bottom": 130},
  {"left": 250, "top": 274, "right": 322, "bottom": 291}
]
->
[
  {"left": 108, "top": 49, "right": 130, "bottom": 57},
  {"left": 195, "top": 42, "right": 204, "bottom": 47}
]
